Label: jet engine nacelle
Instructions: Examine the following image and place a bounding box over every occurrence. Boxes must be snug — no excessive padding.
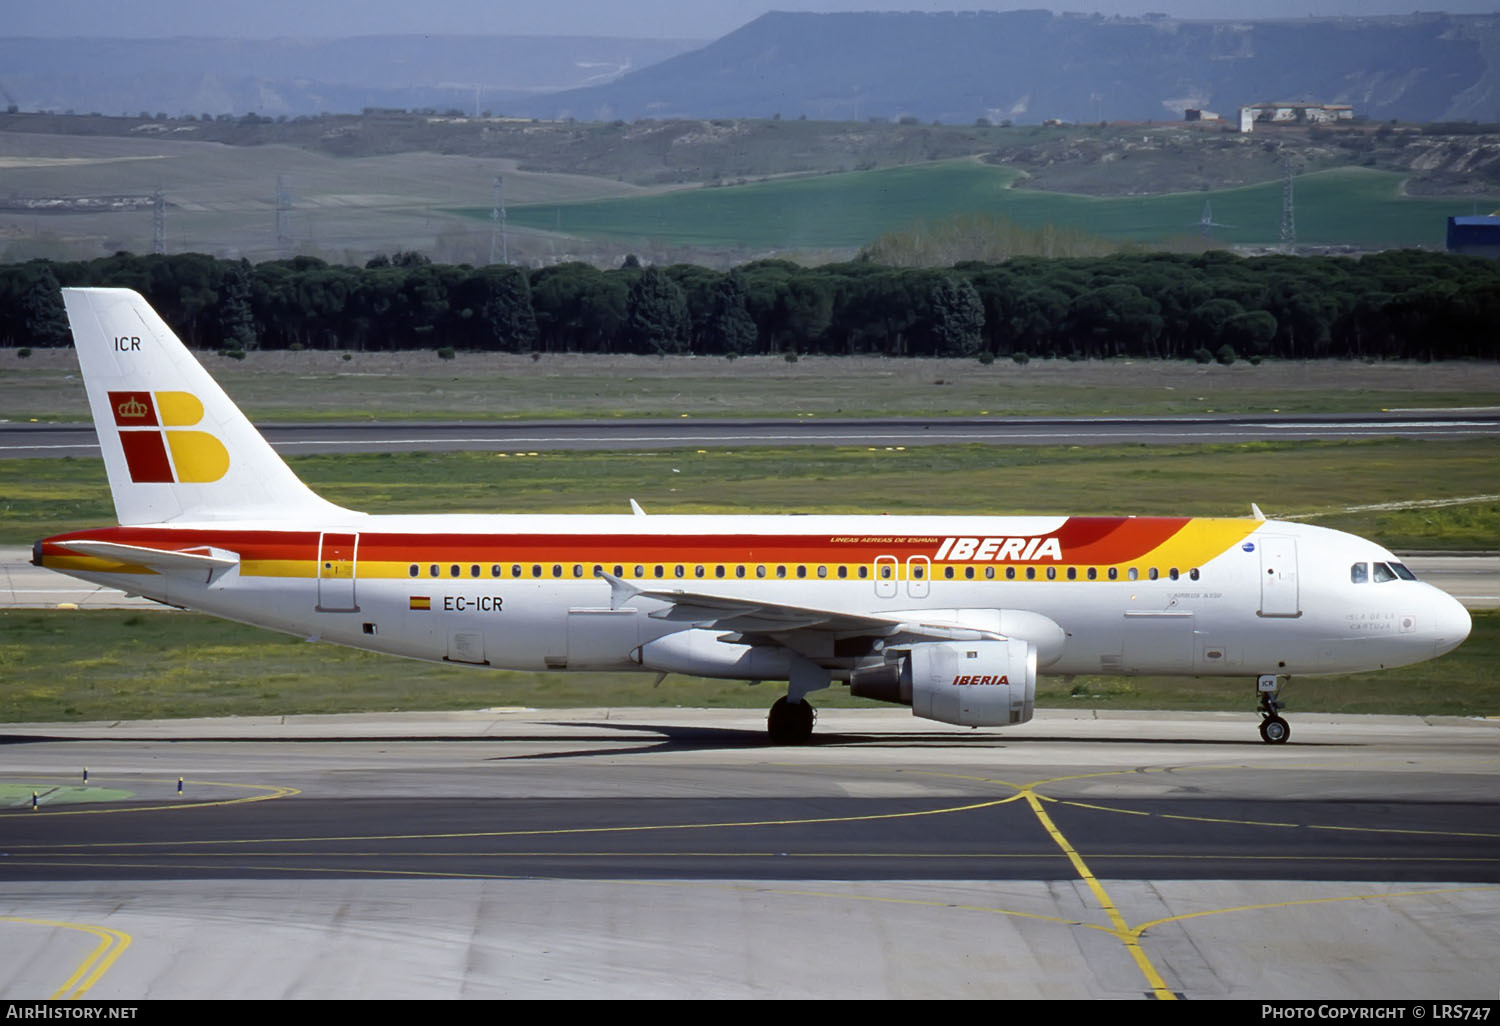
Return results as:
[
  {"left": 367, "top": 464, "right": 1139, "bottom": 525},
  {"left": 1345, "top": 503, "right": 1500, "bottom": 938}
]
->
[
  {"left": 853, "top": 639, "right": 1036, "bottom": 726},
  {"left": 909, "top": 639, "right": 1036, "bottom": 727}
]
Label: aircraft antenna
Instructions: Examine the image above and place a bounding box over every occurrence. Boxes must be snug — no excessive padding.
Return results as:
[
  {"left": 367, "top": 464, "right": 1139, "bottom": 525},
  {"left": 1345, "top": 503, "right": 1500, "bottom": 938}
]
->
[{"left": 151, "top": 188, "right": 166, "bottom": 255}]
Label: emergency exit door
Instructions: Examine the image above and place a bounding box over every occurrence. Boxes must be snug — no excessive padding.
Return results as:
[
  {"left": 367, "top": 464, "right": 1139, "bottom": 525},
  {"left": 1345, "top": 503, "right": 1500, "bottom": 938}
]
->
[
  {"left": 316, "top": 532, "right": 359, "bottom": 612},
  {"left": 1258, "top": 535, "right": 1300, "bottom": 618}
]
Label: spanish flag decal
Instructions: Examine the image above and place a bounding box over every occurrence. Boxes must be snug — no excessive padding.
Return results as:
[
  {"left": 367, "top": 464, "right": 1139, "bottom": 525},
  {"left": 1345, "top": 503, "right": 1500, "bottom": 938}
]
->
[{"left": 409, "top": 596, "right": 431, "bottom": 611}]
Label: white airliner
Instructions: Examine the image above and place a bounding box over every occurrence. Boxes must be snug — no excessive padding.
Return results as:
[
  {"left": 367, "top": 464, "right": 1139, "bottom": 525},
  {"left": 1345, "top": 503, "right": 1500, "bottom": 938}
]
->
[{"left": 36, "top": 288, "right": 1472, "bottom": 744}]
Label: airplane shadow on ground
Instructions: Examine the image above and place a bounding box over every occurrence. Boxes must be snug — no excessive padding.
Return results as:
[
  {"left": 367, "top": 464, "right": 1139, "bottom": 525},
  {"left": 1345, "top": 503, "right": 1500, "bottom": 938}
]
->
[
  {"left": 0, "top": 724, "right": 1353, "bottom": 758},
  {"left": 482, "top": 721, "right": 1354, "bottom": 759}
]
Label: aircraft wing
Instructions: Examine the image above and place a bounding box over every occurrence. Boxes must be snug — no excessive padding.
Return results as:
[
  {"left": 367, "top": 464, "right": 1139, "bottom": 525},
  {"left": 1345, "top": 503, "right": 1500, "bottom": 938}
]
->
[{"left": 600, "top": 572, "right": 1000, "bottom": 642}]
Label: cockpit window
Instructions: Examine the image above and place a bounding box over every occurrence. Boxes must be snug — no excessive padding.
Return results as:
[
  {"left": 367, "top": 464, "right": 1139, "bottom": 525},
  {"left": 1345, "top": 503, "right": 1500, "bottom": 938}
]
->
[
  {"left": 1390, "top": 562, "right": 1417, "bottom": 581},
  {"left": 1372, "top": 562, "right": 1397, "bottom": 583},
  {"left": 1350, "top": 562, "right": 1368, "bottom": 584}
]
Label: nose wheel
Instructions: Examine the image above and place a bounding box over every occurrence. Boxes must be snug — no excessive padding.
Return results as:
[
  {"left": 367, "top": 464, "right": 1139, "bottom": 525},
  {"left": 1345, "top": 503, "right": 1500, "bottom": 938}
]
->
[
  {"left": 1259, "top": 715, "right": 1290, "bottom": 744},
  {"left": 1256, "top": 673, "right": 1290, "bottom": 744}
]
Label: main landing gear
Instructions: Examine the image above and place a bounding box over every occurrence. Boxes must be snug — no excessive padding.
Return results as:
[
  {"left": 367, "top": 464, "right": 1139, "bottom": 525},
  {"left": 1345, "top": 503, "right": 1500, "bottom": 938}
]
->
[
  {"left": 1256, "top": 673, "right": 1290, "bottom": 744},
  {"left": 767, "top": 655, "right": 829, "bottom": 745},
  {"left": 768, "top": 696, "right": 815, "bottom": 745}
]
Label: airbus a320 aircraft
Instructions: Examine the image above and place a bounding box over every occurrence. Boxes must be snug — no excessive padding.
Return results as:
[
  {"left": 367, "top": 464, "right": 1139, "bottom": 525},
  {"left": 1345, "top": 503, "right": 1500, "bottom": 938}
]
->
[{"left": 35, "top": 288, "right": 1472, "bottom": 744}]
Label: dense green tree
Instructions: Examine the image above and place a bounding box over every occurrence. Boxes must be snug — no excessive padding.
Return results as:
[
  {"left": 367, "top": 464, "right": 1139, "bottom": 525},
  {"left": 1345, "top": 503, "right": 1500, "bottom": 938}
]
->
[
  {"left": 929, "top": 275, "right": 986, "bottom": 356},
  {"left": 21, "top": 266, "right": 69, "bottom": 347},
  {"left": 477, "top": 267, "right": 539, "bottom": 352},
  {"left": 626, "top": 266, "right": 691, "bottom": 354},
  {"left": 704, "top": 269, "right": 759, "bottom": 355},
  {"left": 218, "top": 259, "right": 257, "bottom": 351}
]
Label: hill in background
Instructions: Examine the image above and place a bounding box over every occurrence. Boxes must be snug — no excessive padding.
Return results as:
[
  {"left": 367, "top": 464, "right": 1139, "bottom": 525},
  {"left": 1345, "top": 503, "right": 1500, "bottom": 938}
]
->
[
  {"left": 524, "top": 10, "right": 1500, "bottom": 126},
  {"left": 0, "top": 35, "right": 701, "bottom": 119},
  {"left": 7, "top": 12, "right": 1500, "bottom": 126}
]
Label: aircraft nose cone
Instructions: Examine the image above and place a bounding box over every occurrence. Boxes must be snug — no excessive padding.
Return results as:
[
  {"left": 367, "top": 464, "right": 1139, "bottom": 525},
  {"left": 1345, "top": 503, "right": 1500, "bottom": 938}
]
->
[{"left": 1432, "top": 592, "right": 1472, "bottom": 657}]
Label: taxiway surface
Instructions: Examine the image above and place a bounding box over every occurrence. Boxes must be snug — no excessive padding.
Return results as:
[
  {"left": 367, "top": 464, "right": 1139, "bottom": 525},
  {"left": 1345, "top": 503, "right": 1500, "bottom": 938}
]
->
[
  {"left": 1, "top": 708, "right": 1496, "bottom": 999},
  {"left": 4, "top": 410, "right": 1500, "bottom": 457}
]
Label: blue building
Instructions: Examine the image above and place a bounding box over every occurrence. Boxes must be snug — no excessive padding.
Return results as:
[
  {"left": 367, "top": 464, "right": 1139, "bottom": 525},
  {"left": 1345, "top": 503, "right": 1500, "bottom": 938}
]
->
[{"left": 1446, "top": 215, "right": 1500, "bottom": 258}]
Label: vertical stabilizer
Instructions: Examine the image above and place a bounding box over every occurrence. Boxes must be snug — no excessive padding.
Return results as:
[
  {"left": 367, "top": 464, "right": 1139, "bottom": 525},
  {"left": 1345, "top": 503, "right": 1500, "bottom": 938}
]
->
[{"left": 62, "top": 287, "right": 355, "bottom": 525}]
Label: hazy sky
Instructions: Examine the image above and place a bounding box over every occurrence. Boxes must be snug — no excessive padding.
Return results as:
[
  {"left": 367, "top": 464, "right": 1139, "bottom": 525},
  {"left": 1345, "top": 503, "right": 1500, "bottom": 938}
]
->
[{"left": 9, "top": 1, "right": 1499, "bottom": 39}]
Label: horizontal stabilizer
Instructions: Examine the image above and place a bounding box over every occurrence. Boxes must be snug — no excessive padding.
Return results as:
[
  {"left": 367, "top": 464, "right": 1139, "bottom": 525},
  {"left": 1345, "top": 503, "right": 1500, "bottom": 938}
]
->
[{"left": 55, "top": 539, "right": 239, "bottom": 572}]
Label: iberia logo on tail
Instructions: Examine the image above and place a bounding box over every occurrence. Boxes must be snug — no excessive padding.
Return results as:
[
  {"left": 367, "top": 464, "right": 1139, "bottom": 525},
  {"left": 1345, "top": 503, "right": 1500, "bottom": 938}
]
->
[{"left": 109, "top": 390, "right": 230, "bottom": 483}]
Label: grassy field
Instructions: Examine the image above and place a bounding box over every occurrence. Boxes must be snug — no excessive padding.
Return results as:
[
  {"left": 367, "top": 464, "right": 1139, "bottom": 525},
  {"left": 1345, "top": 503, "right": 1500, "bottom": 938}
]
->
[
  {"left": 4, "top": 347, "right": 1499, "bottom": 423},
  {"left": 6, "top": 438, "right": 1498, "bottom": 549},
  {"left": 1, "top": 608, "right": 1493, "bottom": 723},
  {"left": 491, "top": 161, "right": 1500, "bottom": 250},
  {"left": 0, "top": 132, "right": 662, "bottom": 263}
]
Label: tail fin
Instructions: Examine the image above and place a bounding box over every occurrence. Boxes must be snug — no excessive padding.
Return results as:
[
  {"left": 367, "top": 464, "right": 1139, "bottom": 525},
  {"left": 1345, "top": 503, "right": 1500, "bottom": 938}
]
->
[{"left": 62, "top": 287, "right": 354, "bottom": 525}]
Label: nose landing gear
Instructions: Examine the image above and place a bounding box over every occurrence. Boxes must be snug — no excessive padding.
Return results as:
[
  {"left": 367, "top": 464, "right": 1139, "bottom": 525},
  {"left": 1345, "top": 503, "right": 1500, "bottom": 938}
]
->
[{"left": 1257, "top": 673, "right": 1290, "bottom": 744}]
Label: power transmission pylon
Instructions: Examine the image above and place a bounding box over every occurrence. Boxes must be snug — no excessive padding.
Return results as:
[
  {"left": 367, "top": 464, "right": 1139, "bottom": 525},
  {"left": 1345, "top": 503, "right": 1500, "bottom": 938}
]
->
[
  {"left": 152, "top": 189, "right": 165, "bottom": 254},
  {"left": 1279, "top": 153, "right": 1296, "bottom": 250},
  {"left": 275, "top": 174, "right": 292, "bottom": 253},
  {"left": 489, "top": 174, "right": 507, "bottom": 265}
]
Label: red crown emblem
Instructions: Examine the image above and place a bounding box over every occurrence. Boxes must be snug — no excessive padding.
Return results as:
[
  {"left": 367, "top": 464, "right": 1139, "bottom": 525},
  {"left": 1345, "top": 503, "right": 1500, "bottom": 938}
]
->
[{"left": 117, "top": 396, "right": 149, "bottom": 419}]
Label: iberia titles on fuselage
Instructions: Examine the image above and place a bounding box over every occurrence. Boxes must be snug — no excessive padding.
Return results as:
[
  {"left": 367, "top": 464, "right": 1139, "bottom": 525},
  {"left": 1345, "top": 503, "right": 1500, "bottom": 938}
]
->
[{"left": 35, "top": 288, "right": 1472, "bottom": 744}]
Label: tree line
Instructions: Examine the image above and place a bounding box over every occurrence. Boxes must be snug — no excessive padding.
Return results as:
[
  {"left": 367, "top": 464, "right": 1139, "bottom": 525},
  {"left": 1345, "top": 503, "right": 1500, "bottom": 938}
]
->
[{"left": 3, "top": 248, "right": 1498, "bottom": 362}]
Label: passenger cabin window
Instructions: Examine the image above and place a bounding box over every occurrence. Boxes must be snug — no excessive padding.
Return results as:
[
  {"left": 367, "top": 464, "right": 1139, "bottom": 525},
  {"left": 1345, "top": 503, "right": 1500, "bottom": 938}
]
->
[
  {"left": 408, "top": 564, "right": 419, "bottom": 577},
  {"left": 1351, "top": 562, "right": 1369, "bottom": 584}
]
